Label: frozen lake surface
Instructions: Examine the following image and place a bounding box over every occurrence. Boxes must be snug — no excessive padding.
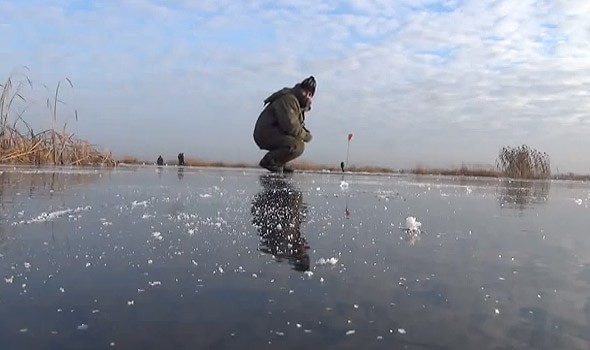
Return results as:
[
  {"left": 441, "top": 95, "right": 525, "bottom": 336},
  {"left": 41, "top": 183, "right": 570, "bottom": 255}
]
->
[{"left": 1, "top": 165, "right": 589, "bottom": 350}]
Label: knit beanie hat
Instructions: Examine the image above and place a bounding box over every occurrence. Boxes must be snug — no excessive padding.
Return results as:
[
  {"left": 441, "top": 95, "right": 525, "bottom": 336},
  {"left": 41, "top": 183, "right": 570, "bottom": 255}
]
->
[{"left": 299, "top": 76, "right": 316, "bottom": 96}]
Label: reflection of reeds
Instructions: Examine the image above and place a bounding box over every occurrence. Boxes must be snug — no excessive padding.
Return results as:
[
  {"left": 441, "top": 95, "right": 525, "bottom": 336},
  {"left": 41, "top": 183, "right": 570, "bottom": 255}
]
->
[
  {"left": 0, "top": 169, "right": 103, "bottom": 199},
  {"left": 1, "top": 72, "right": 114, "bottom": 166},
  {"left": 497, "top": 180, "right": 551, "bottom": 210},
  {"left": 0, "top": 169, "right": 103, "bottom": 253}
]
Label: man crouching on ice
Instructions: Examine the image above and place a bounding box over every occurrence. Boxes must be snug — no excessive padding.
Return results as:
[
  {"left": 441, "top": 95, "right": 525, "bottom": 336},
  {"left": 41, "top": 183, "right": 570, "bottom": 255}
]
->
[{"left": 253, "top": 76, "right": 316, "bottom": 173}]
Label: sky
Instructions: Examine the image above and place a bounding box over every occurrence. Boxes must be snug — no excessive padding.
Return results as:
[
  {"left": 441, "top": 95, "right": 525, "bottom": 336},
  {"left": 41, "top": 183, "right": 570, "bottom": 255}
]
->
[{"left": 1, "top": 0, "right": 590, "bottom": 173}]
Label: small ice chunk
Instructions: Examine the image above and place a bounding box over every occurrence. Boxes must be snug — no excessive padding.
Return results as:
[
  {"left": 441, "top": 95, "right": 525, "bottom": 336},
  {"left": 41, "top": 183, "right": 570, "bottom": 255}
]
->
[
  {"left": 20, "top": 328, "right": 28, "bottom": 333},
  {"left": 296, "top": 323, "right": 302, "bottom": 328},
  {"left": 218, "top": 266, "right": 224, "bottom": 274},
  {"left": 276, "top": 223, "right": 283, "bottom": 230},
  {"left": 275, "top": 331, "right": 285, "bottom": 336},
  {"left": 252, "top": 273, "right": 258, "bottom": 278},
  {"left": 397, "top": 328, "right": 406, "bottom": 334},
  {"left": 304, "top": 271, "right": 313, "bottom": 277},
  {"left": 77, "top": 324, "right": 89, "bottom": 331},
  {"left": 354, "top": 304, "right": 359, "bottom": 309},
  {"left": 152, "top": 232, "right": 163, "bottom": 240},
  {"left": 495, "top": 308, "right": 500, "bottom": 314},
  {"left": 4, "top": 276, "right": 13, "bottom": 284},
  {"left": 148, "top": 281, "right": 161, "bottom": 286},
  {"left": 575, "top": 198, "right": 583, "bottom": 205},
  {"left": 316, "top": 257, "right": 338, "bottom": 265},
  {"left": 59, "top": 287, "right": 65, "bottom": 293},
  {"left": 147, "top": 259, "right": 153, "bottom": 264},
  {"left": 346, "top": 330, "right": 355, "bottom": 335},
  {"left": 92, "top": 309, "right": 100, "bottom": 314},
  {"left": 340, "top": 181, "right": 349, "bottom": 190},
  {"left": 110, "top": 342, "right": 115, "bottom": 347},
  {"left": 127, "top": 300, "right": 134, "bottom": 306},
  {"left": 132, "top": 200, "right": 148, "bottom": 208},
  {"left": 24, "top": 262, "right": 31, "bottom": 269},
  {"left": 405, "top": 216, "right": 421, "bottom": 233},
  {"left": 86, "top": 262, "right": 91, "bottom": 268}
]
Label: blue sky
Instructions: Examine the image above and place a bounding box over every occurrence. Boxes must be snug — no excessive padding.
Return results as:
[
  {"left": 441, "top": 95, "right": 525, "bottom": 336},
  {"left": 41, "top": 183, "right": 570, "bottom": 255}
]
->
[{"left": 1, "top": 0, "right": 590, "bottom": 172}]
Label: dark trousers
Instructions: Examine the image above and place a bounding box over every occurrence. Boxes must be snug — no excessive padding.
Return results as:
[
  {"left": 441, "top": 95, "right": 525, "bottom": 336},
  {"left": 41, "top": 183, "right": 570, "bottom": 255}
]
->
[{"left": 255, "top": 133, "right": 305, "bottom": 165}]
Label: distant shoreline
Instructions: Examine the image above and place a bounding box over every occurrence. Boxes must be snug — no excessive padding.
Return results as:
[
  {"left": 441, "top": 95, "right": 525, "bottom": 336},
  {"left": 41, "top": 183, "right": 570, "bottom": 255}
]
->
[
  {"left": 2, "top": 159, "right": 589, "bottom": 182},
  {"left": 2, "top": 155, "right": 589, "bottom": 182},
  {"left": 111, "top": 157, "right": 590, "bottom": 182}
]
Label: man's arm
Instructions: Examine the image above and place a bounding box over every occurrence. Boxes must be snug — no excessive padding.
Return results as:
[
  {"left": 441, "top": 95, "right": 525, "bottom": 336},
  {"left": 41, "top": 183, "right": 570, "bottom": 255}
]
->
[{"left": 273, "top": 95, "right": 308, "bottom": 140}]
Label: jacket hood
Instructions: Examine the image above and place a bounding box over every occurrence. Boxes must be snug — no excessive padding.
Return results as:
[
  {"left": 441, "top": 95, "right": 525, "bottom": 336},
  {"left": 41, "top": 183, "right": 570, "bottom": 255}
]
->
[{"left": 263, "top": 87, "right": 293, "bottom": 105}]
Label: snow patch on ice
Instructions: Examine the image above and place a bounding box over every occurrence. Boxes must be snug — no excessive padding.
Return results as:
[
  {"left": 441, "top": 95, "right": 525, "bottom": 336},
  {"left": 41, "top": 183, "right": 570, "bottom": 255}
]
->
[
  {"left": 13, "top": 206, "right": 92, "bottom": 225},
  {"left": 316, "top": 257, "right": 339, "bottom": 266}
]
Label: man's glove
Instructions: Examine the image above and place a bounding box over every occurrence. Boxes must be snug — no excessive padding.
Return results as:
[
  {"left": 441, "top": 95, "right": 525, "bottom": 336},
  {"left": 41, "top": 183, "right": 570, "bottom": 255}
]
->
[{"left": 303, "top": 130, "right": 312, "bottom": 142}]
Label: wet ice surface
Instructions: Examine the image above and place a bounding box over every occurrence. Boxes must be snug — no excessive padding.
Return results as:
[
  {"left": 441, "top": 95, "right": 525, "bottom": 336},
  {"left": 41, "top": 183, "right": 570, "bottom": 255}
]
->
[{"left": 1, "top": 166, "right": 590, "bottom": 350}]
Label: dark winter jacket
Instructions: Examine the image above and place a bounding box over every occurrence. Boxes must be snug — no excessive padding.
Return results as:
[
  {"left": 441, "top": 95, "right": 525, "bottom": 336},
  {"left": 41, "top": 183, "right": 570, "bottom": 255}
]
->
[{"left": 253, "top": 87, "right": 312, "bottom": 145}]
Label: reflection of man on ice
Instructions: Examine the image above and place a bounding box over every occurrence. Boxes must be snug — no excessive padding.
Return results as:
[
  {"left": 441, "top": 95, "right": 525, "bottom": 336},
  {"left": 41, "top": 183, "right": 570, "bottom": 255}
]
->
[
  {"left": 253, "top": 76, "right": 316, "bottom": 173},
  {"left": 250, "top": 175, "right": 310, "bottom": 271}
]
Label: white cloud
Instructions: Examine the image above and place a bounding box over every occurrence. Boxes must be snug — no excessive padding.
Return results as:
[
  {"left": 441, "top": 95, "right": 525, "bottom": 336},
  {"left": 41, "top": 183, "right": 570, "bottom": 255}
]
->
[{"left": 1, "top": 0, "right": 590, "bottom": 172}]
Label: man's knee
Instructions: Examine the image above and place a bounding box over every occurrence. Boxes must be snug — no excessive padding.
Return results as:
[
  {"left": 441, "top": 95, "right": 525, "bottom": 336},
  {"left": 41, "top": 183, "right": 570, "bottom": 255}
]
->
[{"left": 291, "top": 139, "right": 305, "bottom": 157}]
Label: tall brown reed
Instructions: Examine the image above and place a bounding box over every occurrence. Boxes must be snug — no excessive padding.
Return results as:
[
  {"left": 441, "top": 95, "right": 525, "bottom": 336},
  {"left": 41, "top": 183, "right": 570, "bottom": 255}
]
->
[
  {"left": 496, "top": 144, "right": 551, "bottom": 179},
  {"left": 0, "top": 71, "right": 114, "bottom": 166}
]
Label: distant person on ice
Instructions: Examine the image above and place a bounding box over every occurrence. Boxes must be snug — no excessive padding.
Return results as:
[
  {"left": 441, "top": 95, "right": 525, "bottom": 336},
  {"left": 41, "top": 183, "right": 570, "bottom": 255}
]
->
[{"left": 253, "top": 76, "right": 316, "bottom": 173}]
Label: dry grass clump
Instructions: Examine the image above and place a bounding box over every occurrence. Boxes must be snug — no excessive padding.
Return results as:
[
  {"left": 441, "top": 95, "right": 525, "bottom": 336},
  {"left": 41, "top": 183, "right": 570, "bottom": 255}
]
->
[
  {"left": 290, "top": 160, "right": 395, "bottom": 173},
  {"left": 553, "top": 172, "right": 590, "bottom": 181},
  {"left": 406, "top": 165, "right": 501, "bottom": 178},
  {"left": 496, "top": 144, "right": 550, "bottom": 179},
  {"left": 345, "top": 165, "right": 396, "bottom": 173},
  {"left": 0, "top": 71, "right": 114, "bottom": 166},
  {"left": 117, "top": 156, "right": 255, "bottom": 169},
  {"left": 115, "top": 155, "right": 147, "bottom": 165},
  {"left": 290, "top": 160, "right": 340, "bottom": 172},
  {"left": 186, "top": 158, "right": 253, "bottom": 168}
]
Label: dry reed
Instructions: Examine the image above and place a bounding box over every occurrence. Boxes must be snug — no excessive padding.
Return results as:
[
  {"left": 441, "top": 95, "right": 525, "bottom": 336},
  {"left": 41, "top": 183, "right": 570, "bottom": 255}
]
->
[
  {"left": 406, "top": 165, "right": 501, "bottom": 178},
  {"left": 496, "top": 144, "right": 551, "bottom": 179},
  {"left": 0, "top": 71, "right": 114, "bottom": 166}
]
